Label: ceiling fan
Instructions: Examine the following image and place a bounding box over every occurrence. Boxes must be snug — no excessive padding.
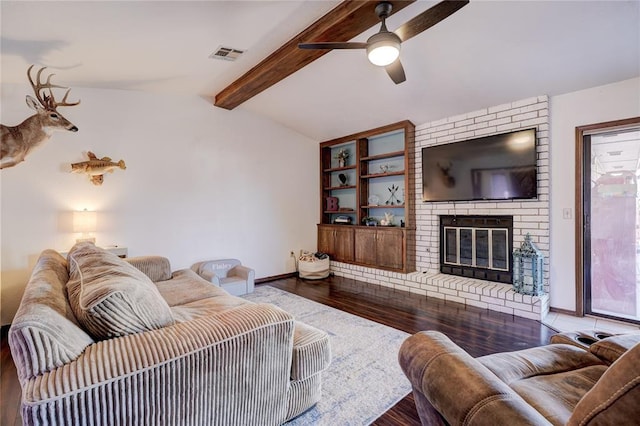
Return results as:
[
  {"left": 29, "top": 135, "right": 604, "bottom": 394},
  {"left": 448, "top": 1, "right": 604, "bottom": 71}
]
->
[{"left": 298, "top": 0, "right": 469, "bottom": 84}]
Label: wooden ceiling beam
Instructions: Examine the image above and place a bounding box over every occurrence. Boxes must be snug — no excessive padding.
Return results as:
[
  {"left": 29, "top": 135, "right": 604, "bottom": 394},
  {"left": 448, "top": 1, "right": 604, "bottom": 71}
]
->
[{"left": 214, "top": 0, "right": 415, "bottom": 110}]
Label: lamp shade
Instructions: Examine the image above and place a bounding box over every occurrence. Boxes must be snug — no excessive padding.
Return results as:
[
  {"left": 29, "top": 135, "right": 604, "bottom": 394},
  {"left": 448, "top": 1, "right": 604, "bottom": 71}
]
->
[
  {"left": 73, "top": 210, "right": 97, "bottom": 233},
  {"left": 366, "top": 32, "right": 401, "bottom": 66}
]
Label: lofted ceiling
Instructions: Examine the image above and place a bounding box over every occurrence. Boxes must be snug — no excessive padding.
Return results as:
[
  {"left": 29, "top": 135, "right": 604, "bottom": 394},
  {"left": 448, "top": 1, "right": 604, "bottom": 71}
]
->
[{"left": 1, "top": 1, "right": 639, "bottom": 142}]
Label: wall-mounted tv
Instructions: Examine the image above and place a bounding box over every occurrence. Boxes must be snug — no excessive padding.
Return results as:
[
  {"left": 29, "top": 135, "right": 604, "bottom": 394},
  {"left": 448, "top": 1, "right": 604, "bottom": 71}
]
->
[{"left": 422, "top": 128, "right": 537, "bottom": 202}]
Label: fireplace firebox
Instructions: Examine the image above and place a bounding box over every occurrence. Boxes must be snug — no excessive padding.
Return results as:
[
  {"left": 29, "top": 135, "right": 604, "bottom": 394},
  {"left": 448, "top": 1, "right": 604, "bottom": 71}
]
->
[{"left": 440, "top": 215, "right": 513, "bottom": 283}]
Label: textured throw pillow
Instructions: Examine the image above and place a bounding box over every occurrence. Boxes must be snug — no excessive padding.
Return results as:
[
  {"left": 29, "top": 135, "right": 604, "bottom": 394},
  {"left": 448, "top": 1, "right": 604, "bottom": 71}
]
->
[{"left": 66, "top": 242, "right": 175, "bottom": 340}]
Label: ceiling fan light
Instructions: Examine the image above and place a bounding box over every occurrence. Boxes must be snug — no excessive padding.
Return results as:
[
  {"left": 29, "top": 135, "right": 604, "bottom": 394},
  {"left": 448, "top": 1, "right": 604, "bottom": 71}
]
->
[
  {"left": 366, "top": 32, "right": 401, "bottom": 66},
  {"left": 368, "top": 44, "right": 400, "bottom": 66}
]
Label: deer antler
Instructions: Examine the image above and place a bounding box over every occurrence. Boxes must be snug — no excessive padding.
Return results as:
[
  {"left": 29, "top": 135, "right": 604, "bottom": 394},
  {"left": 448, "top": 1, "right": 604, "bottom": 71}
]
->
[{"left": 27, "top": 65, "right": 80, "bottom": 109}]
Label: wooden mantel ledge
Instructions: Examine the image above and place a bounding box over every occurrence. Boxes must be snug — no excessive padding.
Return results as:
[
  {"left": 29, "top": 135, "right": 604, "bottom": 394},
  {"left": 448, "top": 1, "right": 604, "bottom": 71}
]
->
[{"left": 214, "top": 0, "right": 415, "bottom": 110}]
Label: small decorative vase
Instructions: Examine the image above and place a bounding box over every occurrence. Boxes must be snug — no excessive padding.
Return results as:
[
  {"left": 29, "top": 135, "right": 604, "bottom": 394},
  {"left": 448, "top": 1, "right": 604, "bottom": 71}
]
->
[{"left": 338, "top": 158, "right": 346, "bottom": 168}]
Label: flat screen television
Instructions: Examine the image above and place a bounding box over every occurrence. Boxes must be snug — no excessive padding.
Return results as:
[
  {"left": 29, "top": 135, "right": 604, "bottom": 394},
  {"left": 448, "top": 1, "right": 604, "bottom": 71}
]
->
[{"left": 422, "top": 128, "right": 537, "bottom": 202}]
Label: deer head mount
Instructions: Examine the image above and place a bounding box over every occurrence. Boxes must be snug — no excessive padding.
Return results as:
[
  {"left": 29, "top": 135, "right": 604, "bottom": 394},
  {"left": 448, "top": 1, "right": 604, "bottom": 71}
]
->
[
  {"left": 1, "top": 65, "right": 80, "bottom": 170},
  {"left": 437, "top": 161, "right": 456, "bottom": 188}
]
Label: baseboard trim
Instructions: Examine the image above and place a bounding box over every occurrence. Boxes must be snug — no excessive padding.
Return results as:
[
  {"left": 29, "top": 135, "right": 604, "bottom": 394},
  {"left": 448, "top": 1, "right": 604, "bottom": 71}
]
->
[
  {"left": 550, "top": 307, "right": 578, "bottom": 316},
  {"left": 256, "top": 272, "right": 297, "bottom": 284}
]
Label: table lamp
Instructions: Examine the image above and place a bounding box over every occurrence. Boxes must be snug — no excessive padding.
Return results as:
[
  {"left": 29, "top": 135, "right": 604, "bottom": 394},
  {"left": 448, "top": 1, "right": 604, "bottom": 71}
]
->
[{"left": 73, "top": 209, "right": 97, "bottom": 243}]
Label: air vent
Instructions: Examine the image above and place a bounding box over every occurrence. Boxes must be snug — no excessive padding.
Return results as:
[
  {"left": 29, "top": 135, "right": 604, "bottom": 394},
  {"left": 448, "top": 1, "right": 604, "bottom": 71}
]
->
[
  {"left": 209, "top": 46, "right": 245, "bottom": 61},
  {"left": 607, "top": 150, "right": 622, "bottom": 156}
]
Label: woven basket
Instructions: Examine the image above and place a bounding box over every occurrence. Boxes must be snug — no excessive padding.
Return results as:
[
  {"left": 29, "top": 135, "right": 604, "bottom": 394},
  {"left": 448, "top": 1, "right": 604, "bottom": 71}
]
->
[{"left": 298, "top": 251, "right": 330, "bottom": 280}]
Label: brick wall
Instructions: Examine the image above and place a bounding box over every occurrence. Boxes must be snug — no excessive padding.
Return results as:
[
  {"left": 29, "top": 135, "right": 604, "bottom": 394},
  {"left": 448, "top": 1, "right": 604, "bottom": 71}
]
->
[
  {"left": 415, "top": 95, "right": 550, "bottom": 288},
  {"left": 331, "top": 96, "right": 551, "bottom": 320}
]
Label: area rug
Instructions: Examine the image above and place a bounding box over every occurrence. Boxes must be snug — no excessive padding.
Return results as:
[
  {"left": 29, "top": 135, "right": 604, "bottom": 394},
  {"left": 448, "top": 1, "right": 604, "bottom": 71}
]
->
[{"left": 242, "top": 285, "right": 412, "bottom": 425}]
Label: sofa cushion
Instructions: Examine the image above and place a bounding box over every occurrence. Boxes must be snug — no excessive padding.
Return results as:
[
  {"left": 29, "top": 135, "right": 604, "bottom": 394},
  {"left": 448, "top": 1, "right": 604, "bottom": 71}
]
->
[
  {"left": 170, "top": 294, "right": 250, "bottom": 322},
  {"left": 478, "top": 344, "right": 607, "bottom": 425},
  {"left": 126, "top": 256, "right": 172, "bottom": 282},
  {"left": 509, "top": 366, "right": 607, "bottom": 425},
  {"left": 568, "top": 343, "right": 640, "bottom": 425},
  {"left": 478, "top": 344, "right": 605, "bottom": 385},
  {"left": 589, "top": 332, "right": 640, "bottom": 365},
  {"left": 66, "top": 242, "right": 175, "bottom": 340},
  {"left": 8, "top": 250, "right": 95, "bottom": 379},
  {"left": 290, "top": 321, "right": 331, "bottom": 381},
  {"left": 155, "top": 269, "right": 228, "bottom": 307}
]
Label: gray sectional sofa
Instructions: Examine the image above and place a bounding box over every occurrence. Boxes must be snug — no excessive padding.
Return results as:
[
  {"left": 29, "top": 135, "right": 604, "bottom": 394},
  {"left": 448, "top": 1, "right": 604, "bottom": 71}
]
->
[{"left": 9, "top": 242, "right": 331, "bottom": 425}]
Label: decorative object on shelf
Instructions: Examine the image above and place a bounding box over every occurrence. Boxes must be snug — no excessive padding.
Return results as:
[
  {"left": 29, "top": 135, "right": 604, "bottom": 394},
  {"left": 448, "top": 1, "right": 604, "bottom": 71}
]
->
[
  {"left": 362, "top": 216, "right": 378, "bottom": 226},
  {"left": 512, "top": 233, "right": 545, "bottom": 296},
  {"left": 380, "top": 212, "right": 395, "bottom": 226},
  {"left": 325, "top": 196, "right": 339, "bottom": 212},
  {"left": 333, "top": 215, "right": 352, "bottom": 224},
  {"left": 1, "top": 65, "right": 80, "bottom": 170},
  {"left": 379, "top": 164, "right": 396, "bottom": 174},
  {"left": 368, "top": 194, "right": 380, "bottom": 206},
  {"left": 385, "top": 184, "right": 402, "bottom": 205},
  {"left": 71, "top": 151, "right": 126, "bottom": 186},
  {"left": 335, "top": 148, "right": 350, "bottom": 168},
  {"left": 338, "top": 173, "right": 348, "bottom": 186},
  {"left": 73, "top": 209, "right": 97, "bottom": 243}
]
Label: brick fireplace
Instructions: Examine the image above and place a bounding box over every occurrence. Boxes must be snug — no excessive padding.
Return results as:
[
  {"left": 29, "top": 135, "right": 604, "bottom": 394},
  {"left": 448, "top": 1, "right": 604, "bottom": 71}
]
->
[{"left": 330, "top": 96, "right": 550, "bottom": 321}]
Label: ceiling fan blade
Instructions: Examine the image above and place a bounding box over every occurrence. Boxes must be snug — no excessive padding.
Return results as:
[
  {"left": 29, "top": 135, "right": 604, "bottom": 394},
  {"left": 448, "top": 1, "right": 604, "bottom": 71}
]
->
[
  {"left": 385, "top": 59, "right": 406, "bottom": 84},
  {"left": 394, "top": 0, "right": 469, "bottom": 43},
  {"left": 298, "top": 42, "right": 368, "bottom": 50}
]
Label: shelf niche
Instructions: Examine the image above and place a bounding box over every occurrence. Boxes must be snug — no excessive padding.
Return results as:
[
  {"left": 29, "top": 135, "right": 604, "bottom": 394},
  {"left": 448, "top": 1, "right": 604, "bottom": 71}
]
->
[{"left": 318, "top": 120, "right": 415, "bottom": 273}]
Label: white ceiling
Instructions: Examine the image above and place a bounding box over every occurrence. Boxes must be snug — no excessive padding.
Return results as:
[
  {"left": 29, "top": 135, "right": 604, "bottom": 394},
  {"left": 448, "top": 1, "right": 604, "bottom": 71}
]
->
[{"left": 1, "top": 1, "right": 639, "bottom": 141}]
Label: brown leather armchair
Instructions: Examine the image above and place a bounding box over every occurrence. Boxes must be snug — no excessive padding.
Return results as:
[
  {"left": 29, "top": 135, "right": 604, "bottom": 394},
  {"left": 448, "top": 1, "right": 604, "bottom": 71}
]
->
[{"left": 399, "top": 330, "right": 640, "bottom": 425}]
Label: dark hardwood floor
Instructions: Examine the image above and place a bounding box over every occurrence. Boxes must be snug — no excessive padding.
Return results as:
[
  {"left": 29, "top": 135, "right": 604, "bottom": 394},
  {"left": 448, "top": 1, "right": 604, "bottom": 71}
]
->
[
  {"left": 265, "top": 275, "right": 556, "bottom": 425},
  {"left": 0, "top": 275, "right": 556, "bottom": 425}
]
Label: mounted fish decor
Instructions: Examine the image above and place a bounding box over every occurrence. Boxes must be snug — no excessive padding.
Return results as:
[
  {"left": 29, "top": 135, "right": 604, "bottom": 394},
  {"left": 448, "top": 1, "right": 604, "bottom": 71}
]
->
[{"left": 71, "top": 151, "right": 125, "bottom": 185}]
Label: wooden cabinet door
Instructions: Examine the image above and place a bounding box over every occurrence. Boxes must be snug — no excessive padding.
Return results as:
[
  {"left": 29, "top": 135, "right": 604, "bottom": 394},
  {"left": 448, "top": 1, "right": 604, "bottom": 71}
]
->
[
  {"left": 354, "top": 228, "right": 377, "bottom": 265},
  {"left": 333, "top": 226, "right": 354, "bottom": 262},
  {"left": 376, "top": 229, "right": 405, "bottom": 270},
  {"left": 318, "top": 225, "right": 354, "bottom": 262},
  {"left": 317, "top": 225, "right": 334, "bottom": 256}
]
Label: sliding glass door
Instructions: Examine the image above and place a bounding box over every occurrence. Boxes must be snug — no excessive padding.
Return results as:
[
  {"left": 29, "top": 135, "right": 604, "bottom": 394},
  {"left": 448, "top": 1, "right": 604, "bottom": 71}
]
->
[{"left": 583, "top": 125, "right": 640, "bottom": 322}]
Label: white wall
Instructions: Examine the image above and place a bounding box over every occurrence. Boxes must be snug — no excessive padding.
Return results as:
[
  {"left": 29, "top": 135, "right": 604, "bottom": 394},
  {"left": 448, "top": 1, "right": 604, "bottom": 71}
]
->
[
  {"left": 550, "top": 77, "right": 640, "bottom": 311},
  {"left": 1, "top": 84, "right": 319, "bottom": 325}
]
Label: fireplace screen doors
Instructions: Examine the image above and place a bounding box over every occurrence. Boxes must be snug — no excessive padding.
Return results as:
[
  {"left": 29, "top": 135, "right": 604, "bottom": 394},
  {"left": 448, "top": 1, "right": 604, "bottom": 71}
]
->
[
  {"left": 440, "top": 215, "right": 513, "bottom": 283},
  {"left": 444, "top": 227, "right": 509, "bottom": 271}
]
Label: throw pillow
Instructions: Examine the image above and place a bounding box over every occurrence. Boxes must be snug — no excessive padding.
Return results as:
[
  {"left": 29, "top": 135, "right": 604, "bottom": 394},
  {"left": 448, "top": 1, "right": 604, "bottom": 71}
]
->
[{"left": 66, "top": 242, "right": 175, "bottom": 340}]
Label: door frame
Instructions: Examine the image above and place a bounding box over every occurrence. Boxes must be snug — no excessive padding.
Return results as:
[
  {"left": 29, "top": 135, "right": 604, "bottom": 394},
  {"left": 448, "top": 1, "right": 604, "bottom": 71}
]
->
[{"left": 575, "top": 116, "right": 640, "bottom": 316}]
